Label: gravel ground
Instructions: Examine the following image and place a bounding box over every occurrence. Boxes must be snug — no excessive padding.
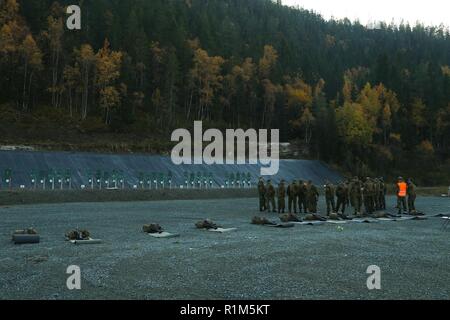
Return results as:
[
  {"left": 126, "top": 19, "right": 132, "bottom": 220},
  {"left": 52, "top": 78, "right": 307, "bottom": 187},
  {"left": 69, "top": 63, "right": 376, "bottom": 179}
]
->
[{"left": 0, "top": 196, "right": 449, "bottom": 300}]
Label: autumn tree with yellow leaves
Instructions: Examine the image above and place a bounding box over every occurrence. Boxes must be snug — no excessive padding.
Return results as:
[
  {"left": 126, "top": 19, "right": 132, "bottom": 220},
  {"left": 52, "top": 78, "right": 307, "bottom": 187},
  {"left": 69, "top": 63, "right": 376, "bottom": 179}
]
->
[
  {"left": 95, "top": 39, "right": 123, "bottom": 124},
  {"left": 20, "top": 34, "right": 42, "bottom": 111},
  {"left": 43, "top": 2, "right": 64, "bottom": 109},
  {"left": 74, "top": 44, "right": 95, "bottom": 120},
  {"left": 188, "top": 41, "right": 224, "bottom": 120}
]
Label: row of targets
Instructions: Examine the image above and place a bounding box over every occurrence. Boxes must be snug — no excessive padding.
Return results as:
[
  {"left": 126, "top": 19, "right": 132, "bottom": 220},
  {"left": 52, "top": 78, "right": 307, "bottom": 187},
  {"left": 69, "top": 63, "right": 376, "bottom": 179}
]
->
[
  {"left": 29, "top": 170, "right": 73, "bottom": 190},
  {"left": 136, "top": 171, "right": 174, "bottom": 189},
  {"left": 1, "top": 169, "right": 254, "bottom": 190},
  {"left": 183, "top": 172, "right": 214, "bottom": 189},
  {"left": 224, "top": 172, "right": 253, "bottom": 188},
  {"left": 86, "top": 170, "right": 126, "bottom": 190}
]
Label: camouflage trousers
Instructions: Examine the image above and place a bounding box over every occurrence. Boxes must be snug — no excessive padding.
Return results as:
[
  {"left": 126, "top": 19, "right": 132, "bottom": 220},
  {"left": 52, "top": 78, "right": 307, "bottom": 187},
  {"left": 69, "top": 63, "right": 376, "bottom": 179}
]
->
[
  {"left": 374, "top": 193, "right": 384, "bottom": 210},
  {"left": 326, "top": 197, "right": 335, "bottom": 215},
  {"left": 288, "top": 196, "right": 297, "bottom": 213},
  {"left": 336, "top": 197, "right": 346, "bottom": 214},
  {"left": 259, "top": 195, "right": 266, "bottom": 211},
  {"left": 278, "top": 197, "right": 286, "bottom": 213},
  {"left": 308, "top": 198, "right": 318, "bottom": 213},
  {"left": 298, "top": 196, "right": 307, "bottom": 213},
  {"left": 266, "top": 197, "right": 276, "bottom": 212},
  {"left": 379, "top": 193, "right": 386, "bottom": 210},
  {"left": 408, "top": 195, "right": 416, "bottom": 212},
  {"left": 364, "top": 195, "right": 374, "bottom": 214},
  {"left": 351, "top": 195, "right": 362, "bottom": 214}
]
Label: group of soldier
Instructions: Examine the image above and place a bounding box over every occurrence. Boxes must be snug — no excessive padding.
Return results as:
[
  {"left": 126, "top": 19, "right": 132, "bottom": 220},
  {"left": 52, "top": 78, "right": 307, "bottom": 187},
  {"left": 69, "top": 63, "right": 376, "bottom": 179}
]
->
[
  {"left": 258, "top": 176, "right": 418, "bottom": 217},
  {"left": 258, "top": 179, "right": 319, "bottom": 215}
]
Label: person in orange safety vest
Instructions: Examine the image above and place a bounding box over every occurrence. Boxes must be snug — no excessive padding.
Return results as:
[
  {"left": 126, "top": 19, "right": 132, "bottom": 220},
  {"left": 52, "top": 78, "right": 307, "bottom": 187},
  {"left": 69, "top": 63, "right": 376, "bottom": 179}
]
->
[{"left": 396, "top": 177, "right": 408, "bottom": 214}]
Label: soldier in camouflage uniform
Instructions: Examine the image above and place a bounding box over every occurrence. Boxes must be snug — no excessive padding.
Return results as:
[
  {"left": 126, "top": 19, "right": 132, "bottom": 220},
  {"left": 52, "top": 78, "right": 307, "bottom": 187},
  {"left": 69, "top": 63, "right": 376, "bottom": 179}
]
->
[
  {"left": 297, "top": 180, "right": 308, "bottom": 214},
  {"left": 407, "top": 178, "right": 417, "bottom": 213},
  {"left": 287, "top": 180, "right": 298, "bottom": 214},
  {"left": 266, "top": 180, "right": 277, "bottom": 213},
  {"left": 277, "top": 180, "right": 286, "bottom": 214},
  {"left": 257, "top": 177, "right": 266, "bottom": 211},
  {"left": 306, "top": 180, "right": 319, "bottom": 213},
  {"left": 335, "top": 181, "right": 349, "bottom": 215},
  {"left": 373, "top": 178, "right": 381, "bottom": 210},
  {"left": 345, "top": 178, "right": 352, "bottom": 207},
  {"left": 363, "top": 177, "right": 375, "bottom": 215},
  {"left": 379, "top": 177, "right": 387, "bottom": 210},
  {"left": 350, "top": 177, "right": 363, "bottom": 215},
  {"left": 324, "top": 180, "right": 336, "bottom": 216}
]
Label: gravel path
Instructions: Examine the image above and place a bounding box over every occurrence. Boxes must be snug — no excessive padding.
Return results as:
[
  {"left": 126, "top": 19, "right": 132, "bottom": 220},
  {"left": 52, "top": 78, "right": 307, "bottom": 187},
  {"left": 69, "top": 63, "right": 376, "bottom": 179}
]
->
[{"left": 0, "top": 196, "right": 449, "bottom": 300}]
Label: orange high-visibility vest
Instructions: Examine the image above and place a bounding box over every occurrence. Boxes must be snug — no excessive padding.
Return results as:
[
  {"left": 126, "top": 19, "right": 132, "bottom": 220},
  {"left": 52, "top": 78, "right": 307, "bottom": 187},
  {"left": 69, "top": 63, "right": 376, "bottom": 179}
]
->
[{"left": 397, "top": 182, "right": 407, "bottom": 197}]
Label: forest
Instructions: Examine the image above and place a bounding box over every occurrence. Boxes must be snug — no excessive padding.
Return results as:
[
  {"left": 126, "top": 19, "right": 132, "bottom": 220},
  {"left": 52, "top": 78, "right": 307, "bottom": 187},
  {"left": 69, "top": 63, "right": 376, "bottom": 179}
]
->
[{"left": 0, "top": 0, "right": 449, "bottom": 184}]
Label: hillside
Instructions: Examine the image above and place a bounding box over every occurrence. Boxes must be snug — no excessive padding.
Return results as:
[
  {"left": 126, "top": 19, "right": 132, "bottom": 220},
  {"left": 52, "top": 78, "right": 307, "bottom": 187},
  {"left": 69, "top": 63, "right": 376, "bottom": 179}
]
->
[{"left": 0, "top": 0, "right": 449, "bottom": 184}]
